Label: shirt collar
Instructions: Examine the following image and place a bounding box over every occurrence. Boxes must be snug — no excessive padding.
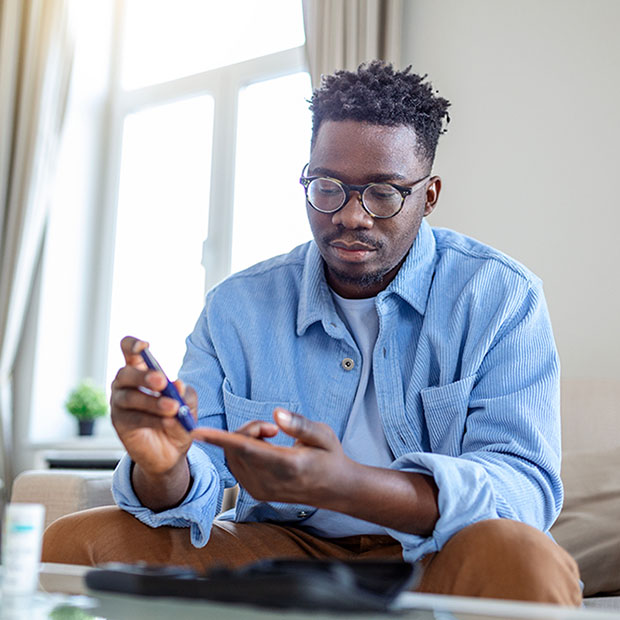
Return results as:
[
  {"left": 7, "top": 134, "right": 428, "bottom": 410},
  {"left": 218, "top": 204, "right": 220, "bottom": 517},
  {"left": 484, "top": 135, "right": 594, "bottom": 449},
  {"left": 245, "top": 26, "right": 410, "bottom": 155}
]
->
[
  {"left": 297, "top": 220, "right": 437, "bottom": 336},
  {"left": 297, "top": 242, "right": 338, "bottom": 336},
  {"left": 383, "top": 219, "right": 437, "bottom": 314}
]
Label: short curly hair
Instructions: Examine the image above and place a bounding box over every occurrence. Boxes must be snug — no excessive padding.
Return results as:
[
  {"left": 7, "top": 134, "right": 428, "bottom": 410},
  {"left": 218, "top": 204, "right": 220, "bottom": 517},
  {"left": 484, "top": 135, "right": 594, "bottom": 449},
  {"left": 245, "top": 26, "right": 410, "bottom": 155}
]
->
[{"left": 309, "top": 61, "right": 450, "bottom": 163}]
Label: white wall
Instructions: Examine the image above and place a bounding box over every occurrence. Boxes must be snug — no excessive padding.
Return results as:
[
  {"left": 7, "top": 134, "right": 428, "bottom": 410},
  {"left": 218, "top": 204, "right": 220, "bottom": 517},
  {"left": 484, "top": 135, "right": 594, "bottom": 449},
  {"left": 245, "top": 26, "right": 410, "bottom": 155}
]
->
[{"left": 402, "top": 0, "right": 620, "bottom": 380}]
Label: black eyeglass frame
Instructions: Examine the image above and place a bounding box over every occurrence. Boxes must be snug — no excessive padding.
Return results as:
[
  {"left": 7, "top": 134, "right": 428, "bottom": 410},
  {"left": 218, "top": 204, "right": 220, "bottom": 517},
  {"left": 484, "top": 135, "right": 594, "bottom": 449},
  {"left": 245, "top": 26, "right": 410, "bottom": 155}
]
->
[{"left": 299, "top": 163, "right": 430, "bottom": 219}]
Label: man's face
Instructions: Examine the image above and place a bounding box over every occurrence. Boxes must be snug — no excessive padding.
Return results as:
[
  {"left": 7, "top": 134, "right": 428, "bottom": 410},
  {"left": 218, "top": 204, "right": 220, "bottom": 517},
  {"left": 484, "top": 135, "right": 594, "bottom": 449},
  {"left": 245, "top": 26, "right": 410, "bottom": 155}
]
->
[{"left": 306, "top": 120, "right": 440, "bottom": 299}]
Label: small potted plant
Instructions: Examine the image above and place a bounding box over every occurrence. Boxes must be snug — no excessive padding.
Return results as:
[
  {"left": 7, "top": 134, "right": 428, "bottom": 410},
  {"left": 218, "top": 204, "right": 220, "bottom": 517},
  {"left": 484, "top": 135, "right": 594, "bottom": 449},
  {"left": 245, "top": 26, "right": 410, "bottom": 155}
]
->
[{"left": 65, "top": 379, "right": 108, "bottom": 436}]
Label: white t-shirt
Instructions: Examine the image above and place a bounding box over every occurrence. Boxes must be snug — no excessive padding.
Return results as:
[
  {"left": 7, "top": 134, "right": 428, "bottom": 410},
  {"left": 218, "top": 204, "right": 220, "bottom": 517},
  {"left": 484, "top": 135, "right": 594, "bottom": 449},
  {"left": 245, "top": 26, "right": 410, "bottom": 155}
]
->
[{"left": 300, "top": 290, "right": 394, "bottom": 537}]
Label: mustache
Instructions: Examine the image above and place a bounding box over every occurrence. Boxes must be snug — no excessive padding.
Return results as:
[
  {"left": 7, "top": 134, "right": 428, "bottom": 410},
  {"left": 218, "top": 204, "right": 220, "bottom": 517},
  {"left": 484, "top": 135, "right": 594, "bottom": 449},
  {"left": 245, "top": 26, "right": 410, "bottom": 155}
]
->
[{"left": 321, "top": 228, "right": 384, "bottom": 250}]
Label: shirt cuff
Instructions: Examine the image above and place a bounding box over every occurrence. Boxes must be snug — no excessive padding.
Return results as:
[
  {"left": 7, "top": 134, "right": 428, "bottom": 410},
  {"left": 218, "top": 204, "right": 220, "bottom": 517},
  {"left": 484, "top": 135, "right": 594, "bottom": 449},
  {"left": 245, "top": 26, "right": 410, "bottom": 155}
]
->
[
  {"left": 111, "top": 444, "right": 222, "bottom": 548},
  {"left": 385, "top": 453, "right": 499, "bottom": 562}
]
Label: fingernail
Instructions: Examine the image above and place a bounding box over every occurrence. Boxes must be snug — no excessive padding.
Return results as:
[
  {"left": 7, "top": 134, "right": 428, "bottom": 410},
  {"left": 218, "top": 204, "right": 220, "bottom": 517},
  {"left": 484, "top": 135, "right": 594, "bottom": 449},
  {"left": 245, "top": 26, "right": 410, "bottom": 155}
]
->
[{"left": 276, "top": 409, "right": 291, "bottom": 424}]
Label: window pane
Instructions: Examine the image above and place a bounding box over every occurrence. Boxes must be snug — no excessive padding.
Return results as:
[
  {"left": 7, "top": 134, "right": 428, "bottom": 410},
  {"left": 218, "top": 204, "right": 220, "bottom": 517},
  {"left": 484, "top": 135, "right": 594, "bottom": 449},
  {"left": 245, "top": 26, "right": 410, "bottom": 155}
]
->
[
  {"left": 106, "top": 95, "right": 213, "bottom": 388},
  {"left": 122, "top": 0, "right": 306, "bottom": 89},
  {"left": 231, "top": 72, "right": 313, "bottom": 273}
]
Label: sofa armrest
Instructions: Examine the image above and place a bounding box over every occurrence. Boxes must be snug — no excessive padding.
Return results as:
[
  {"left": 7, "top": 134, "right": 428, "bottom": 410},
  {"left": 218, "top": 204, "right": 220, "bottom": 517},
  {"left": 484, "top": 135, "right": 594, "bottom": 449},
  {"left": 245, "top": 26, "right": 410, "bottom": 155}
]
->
[
  {"left": 551, "top": 447, "right": 620, "bottom": 597},
  {"left": 11, "top": 470, "right": 114, "bottom": 529},
  {"left": 11, "top": 469, "right": 240, "bottom": 529}
]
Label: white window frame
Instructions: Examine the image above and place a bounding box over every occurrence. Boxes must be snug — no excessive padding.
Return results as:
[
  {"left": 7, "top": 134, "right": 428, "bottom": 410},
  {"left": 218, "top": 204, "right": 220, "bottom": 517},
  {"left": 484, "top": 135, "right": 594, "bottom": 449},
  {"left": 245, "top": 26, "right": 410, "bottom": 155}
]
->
[{"left": 89, "top": 0, "right": 308, "bottom": 383}]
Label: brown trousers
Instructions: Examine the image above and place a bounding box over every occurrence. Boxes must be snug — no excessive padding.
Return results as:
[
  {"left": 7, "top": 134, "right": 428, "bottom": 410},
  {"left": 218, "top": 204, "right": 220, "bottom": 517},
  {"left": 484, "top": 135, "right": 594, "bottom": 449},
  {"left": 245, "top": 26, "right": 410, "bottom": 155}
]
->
[{"left": 42, "top": 508, "right": 582, "bottom": 606}]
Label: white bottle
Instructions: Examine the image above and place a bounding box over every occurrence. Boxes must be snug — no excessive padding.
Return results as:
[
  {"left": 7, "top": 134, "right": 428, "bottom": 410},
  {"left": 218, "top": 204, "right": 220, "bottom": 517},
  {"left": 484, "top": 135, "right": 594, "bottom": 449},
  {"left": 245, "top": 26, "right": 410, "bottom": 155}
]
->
[{"left": 1, "top": 503, "right": 46, "bottom": 596}]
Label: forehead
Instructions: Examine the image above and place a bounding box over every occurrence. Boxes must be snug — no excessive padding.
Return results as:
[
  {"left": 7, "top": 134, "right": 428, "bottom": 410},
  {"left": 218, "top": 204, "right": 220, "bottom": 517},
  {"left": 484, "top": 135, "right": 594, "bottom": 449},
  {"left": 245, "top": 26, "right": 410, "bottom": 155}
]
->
[{"left": 309, "top": 120, "right": 423, "bottom": 181}]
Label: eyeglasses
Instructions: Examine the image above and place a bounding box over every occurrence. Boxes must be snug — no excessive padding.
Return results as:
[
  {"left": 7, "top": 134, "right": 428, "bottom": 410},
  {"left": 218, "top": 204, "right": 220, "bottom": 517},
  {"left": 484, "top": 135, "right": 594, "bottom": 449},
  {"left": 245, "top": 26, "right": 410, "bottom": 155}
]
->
[{"left": 299, "top": 164, "right": 430, "bottom": 219}]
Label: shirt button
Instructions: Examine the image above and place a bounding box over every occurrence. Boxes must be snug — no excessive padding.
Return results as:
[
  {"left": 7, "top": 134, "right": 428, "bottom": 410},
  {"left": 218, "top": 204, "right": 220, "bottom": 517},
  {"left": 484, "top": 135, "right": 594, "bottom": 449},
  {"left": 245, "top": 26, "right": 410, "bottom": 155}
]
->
[
  {"left": 341, "top": 358, "right": 355, "bottom": 371},
  {"left": 297, "top": 510, "right": 309, "bottom": 518}
]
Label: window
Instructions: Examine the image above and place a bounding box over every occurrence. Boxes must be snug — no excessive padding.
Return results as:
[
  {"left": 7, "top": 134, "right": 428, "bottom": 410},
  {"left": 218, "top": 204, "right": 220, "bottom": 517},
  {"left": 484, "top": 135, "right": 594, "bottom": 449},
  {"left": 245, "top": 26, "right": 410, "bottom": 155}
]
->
[
  {"left": 107, "top": 95, "right": 215, "bottom": 378},
  {"left": 232, "top": 72, "right": 312, "bottom": 273},
  {"left": 104, "top": 0, "right": 311, "bottom": 386},
  {"left": 31, "top": 0, "right": 311, "bottom": 442}
]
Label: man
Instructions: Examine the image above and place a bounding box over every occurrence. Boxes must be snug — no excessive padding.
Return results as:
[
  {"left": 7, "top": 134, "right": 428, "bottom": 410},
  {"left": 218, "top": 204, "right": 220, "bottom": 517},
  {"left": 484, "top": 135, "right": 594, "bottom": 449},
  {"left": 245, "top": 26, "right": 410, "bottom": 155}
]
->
[{"left": 43, "top": 62, "right": 581, "bottom": 605}]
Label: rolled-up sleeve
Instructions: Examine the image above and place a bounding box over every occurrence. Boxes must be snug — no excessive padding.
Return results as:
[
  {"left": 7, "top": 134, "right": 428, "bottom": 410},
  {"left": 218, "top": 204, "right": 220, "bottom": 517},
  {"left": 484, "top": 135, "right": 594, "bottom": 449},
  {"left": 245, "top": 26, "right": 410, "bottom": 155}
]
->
[
  {"left": 111, "top": 444, "right": 223, "bottom": 547},
  {"left": 386, "top": 454, "right": 498, "bottom": 559}
]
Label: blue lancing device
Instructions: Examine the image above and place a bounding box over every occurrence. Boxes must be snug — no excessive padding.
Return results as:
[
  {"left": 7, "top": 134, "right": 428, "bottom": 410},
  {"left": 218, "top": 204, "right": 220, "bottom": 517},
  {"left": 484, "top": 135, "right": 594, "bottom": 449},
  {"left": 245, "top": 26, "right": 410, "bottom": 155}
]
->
[{"left": 140, "top": 348, "right": 196, "bottom": 432}]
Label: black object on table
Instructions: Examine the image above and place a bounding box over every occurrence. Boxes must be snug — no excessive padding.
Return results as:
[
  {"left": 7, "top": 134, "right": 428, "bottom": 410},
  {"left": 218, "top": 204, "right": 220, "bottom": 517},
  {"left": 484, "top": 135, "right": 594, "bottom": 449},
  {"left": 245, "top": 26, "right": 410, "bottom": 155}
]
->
[{"left": 85, "top": 558, "right": 415, "bottom": 612}]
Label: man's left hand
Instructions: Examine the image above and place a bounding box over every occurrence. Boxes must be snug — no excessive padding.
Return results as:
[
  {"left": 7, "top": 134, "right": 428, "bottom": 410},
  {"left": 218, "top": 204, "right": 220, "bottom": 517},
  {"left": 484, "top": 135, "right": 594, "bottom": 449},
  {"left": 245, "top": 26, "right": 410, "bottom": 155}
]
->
[{"left": 191, "top": 409, "right": 352, "bottom": 507}]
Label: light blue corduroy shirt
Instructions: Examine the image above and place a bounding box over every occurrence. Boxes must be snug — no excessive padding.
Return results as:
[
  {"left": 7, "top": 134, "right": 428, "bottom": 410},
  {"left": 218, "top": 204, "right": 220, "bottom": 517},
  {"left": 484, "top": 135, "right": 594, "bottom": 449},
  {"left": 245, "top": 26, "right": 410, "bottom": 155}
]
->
[{"left": 112, "top": 220, "right": 562, "bottom": 564}]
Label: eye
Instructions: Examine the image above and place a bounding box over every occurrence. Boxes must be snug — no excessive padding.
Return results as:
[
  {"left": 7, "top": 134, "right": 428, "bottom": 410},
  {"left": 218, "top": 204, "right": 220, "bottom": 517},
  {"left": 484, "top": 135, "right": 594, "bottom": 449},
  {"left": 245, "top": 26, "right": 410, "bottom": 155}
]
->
[
  {"left": 367, "top": 184, "right": 399, "bottom": 200},
  {"left": 313, "top": 179, "right": 341, "bottom": 195}
]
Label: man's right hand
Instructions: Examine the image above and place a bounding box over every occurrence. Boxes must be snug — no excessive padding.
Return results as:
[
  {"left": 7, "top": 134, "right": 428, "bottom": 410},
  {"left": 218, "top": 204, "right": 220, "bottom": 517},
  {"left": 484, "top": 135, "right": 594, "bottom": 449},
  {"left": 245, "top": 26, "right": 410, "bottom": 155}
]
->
[{"left": 111, "top": 336, "right": 198, "bottom": 510}]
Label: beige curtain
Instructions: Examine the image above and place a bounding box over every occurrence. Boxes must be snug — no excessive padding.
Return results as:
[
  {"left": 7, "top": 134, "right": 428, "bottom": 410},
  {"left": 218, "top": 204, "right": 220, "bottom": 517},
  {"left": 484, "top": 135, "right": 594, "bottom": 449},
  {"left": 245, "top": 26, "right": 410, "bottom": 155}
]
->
[
  {"left": 0, "top": 0, "right": 74, "bottom": 495},
  {"left": 302, "top": 0, "right": 403, "bottom": 88}
]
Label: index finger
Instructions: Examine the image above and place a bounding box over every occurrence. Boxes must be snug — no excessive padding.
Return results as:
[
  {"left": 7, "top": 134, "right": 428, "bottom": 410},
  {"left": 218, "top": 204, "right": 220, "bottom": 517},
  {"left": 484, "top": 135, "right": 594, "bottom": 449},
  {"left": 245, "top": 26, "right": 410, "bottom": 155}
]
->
[
  {"left": 191, "top": 427, "right": 248, "bottom": 449},
  {"left": 120, "top": 336, "right": 150, "bottom": 366},
  {"left": 191, "top": 427, "right": 281, "bottom": 454}
]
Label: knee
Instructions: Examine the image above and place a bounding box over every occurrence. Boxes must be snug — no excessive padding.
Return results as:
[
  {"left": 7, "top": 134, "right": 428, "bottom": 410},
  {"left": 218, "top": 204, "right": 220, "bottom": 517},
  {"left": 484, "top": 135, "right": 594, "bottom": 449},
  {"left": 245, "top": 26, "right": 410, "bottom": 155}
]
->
[
  {"left": 42, "top": 512, "right": 90, "bottom": 565},
  {"left": 419, "top": 519, "right": 582, "bottom": 606},
  {"left": 455, "top": 518, "right": 577, "bottom": 575},
  {"left": 453, "top": 518, "right": 548, "bottom": 561},
  {"left": 456, "top": 519, "right": 582, "bottom": 604},
  {"left": 42, "top": 506, "right": 129, "bottom": 566}
]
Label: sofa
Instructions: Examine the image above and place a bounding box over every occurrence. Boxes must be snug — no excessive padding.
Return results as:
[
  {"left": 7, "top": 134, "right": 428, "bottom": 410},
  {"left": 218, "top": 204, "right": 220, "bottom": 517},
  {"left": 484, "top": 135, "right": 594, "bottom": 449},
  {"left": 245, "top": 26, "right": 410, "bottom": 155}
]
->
[{"left": 11, "top": 379, "right": 620, "bottom": 610}]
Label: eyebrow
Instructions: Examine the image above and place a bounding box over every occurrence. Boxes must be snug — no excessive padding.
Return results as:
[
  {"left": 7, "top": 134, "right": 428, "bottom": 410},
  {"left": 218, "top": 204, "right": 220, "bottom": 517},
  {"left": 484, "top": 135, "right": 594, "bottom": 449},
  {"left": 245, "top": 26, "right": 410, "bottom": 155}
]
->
[{"left": 308, "top": 166, "right": 409, "bottom": 184}]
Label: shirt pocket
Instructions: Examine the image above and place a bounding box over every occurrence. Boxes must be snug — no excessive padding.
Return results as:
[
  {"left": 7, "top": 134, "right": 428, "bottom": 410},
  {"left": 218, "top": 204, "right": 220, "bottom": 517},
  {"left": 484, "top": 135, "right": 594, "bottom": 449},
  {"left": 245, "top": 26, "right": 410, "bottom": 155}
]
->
[
  {"left": 420, "top": 374, "right": 476, "bottom": 456},
  {"left": 222, "top": 379, "right": 300, "bottom": 447}
]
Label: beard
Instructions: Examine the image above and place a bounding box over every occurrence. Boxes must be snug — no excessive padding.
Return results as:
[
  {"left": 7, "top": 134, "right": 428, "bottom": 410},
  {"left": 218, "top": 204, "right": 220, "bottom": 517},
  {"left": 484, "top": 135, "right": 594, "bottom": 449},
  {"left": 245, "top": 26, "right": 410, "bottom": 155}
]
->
[{"left": 325, "top": 263, "right": 391, "bottom": 291}]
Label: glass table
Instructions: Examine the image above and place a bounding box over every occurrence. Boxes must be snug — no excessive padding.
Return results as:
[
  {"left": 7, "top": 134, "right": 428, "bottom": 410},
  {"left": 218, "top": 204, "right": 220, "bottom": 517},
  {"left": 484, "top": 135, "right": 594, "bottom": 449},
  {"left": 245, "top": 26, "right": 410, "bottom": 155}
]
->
[{"left": 0, "top": 563, "right": 617, "bottom": 620}]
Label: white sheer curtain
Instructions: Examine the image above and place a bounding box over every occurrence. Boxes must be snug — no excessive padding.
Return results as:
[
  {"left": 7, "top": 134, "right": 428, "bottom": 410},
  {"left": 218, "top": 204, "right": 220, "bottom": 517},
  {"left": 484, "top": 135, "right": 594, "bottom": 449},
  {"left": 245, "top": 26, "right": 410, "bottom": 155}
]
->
[
  {"left": 0, "top": 0, "right": 74, "bottom": 495},
  {"left": 302, "top": 0, "right": 403, "bottom": 88}
]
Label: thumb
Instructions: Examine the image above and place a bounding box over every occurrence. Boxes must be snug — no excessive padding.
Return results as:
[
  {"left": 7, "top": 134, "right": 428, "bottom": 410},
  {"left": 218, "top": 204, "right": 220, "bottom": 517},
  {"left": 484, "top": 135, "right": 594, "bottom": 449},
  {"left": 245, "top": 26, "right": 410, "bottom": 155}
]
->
[{"left": 273, "top": 408, "right": 336, "bottom": 449}]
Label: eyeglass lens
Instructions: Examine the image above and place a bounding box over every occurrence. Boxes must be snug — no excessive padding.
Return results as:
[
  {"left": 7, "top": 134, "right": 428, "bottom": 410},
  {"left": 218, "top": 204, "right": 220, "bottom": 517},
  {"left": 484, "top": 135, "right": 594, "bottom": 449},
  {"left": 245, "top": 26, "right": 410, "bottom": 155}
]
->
[{"left": 307, "top": 178, "right": 402, "bottom": 217}]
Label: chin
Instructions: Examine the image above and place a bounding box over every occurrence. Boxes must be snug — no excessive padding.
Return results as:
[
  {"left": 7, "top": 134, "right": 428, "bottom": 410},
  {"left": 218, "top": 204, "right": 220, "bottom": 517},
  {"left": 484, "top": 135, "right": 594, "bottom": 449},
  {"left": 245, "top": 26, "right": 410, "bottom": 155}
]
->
[{"left": 328, "top": 265, "right": 389, "bottom": 290}]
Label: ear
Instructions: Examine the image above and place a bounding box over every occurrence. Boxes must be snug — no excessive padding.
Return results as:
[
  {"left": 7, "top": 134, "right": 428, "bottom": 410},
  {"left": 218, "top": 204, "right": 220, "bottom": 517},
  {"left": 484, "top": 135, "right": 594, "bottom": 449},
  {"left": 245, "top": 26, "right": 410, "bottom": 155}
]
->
[{"left": 423, "top": 176, "right": 442, "bottom": 217}]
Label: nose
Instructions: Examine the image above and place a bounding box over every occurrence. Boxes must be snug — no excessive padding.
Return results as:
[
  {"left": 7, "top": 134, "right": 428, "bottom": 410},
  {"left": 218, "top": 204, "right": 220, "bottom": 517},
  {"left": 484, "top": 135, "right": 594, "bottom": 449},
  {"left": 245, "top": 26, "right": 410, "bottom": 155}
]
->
[{"left": 331, "top": 192, "right": 374, "bottom": 229}]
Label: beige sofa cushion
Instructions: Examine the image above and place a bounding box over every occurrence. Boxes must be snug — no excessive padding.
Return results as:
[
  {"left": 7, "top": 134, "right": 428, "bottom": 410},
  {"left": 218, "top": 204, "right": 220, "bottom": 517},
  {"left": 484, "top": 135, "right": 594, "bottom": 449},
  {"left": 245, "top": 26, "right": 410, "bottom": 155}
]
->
[
  {"left": 551, "top": 447, "right": 620, "bottom": 597},
  {"left": 11, "top": 470, "right": 114, "bottom": 529}
]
